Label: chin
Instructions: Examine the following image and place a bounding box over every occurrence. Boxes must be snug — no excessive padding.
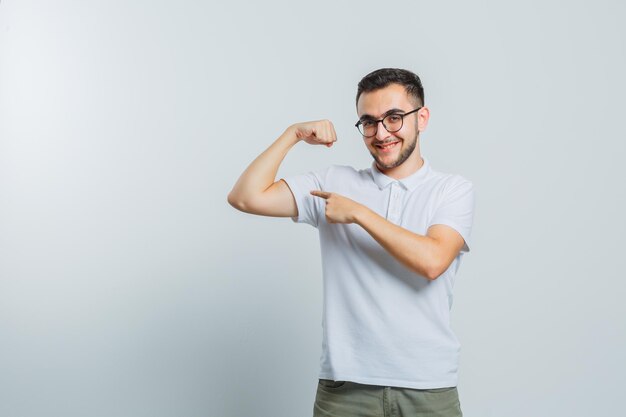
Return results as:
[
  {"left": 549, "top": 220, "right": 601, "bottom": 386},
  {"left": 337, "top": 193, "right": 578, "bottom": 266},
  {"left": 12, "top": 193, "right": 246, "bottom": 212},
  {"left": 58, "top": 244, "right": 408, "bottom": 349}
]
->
[
  {"left": 375, "top": 157, "right": 401, "bottom": 170},
  {"left": 371, "top": 147, "right": 409, "bottom": 170}
]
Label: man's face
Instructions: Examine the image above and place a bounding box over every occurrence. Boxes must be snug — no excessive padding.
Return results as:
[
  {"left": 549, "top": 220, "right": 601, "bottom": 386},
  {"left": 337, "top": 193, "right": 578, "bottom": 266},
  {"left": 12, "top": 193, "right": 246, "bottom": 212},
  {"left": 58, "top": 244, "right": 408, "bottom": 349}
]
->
[{"left": 356, "top": 83, "right": 424, "bottom": 171}]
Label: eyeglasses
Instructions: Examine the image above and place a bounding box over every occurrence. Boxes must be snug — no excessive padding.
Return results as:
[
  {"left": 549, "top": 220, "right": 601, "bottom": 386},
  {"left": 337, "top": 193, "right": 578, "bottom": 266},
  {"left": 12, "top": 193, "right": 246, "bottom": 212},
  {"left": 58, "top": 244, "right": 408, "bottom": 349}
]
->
[{"left": 355, "top": 107, "right": 422, "bottom": 138}]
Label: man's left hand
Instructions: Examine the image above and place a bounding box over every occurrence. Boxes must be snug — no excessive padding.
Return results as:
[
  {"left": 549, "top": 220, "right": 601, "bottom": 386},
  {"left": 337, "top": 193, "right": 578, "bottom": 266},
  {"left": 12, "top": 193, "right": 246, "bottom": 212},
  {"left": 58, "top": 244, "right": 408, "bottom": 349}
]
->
[{"left": 310, "top": 190, "right": 366, "bottom": 224}]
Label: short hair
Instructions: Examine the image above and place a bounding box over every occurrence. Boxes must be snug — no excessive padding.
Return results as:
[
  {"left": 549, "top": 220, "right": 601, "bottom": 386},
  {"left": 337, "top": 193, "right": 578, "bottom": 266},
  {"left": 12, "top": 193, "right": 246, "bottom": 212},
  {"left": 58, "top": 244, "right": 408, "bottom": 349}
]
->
[{"left": 356, "top": 68, "right": 425, "bottom": 107}]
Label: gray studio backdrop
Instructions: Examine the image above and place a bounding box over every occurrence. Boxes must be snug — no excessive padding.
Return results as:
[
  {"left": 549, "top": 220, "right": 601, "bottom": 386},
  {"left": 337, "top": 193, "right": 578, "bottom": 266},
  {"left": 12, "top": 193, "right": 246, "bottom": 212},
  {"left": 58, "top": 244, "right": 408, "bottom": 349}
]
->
[{"left": 1, "top": 1, "right": 624, "bottom": 416}]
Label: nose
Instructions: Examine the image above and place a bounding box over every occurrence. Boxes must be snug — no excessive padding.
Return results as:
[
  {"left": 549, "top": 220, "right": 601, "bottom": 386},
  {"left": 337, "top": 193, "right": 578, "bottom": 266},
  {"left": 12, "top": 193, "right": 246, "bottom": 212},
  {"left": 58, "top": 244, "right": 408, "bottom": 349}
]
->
[{"left": 374, "top": 120, "right": 390, "bottom": 141}]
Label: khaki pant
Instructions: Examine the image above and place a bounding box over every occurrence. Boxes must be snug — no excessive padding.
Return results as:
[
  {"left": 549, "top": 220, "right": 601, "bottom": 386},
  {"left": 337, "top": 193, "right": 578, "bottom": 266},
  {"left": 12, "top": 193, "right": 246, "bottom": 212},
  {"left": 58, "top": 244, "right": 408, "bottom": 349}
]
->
[{"left": 313, "top": 379, "right": 463, "bottom": 417}]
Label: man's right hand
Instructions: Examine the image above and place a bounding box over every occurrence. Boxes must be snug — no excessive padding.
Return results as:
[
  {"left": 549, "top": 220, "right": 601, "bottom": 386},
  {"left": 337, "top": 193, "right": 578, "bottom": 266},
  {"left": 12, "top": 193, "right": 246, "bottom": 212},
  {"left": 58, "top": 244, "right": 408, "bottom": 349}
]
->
[
  {"left": 229, "top": 119, "right": 337, "bottom": 217},
  {"left": 291, "top": 120, "right": 337, "bottom": 148}
]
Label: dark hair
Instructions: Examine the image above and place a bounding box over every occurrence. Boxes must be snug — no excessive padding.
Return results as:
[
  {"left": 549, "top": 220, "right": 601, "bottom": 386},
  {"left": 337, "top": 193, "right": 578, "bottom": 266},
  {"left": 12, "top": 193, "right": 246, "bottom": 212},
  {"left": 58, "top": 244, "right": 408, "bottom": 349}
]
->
[{"left": 356, "top": 68, "right": 425, "bottom": 107}]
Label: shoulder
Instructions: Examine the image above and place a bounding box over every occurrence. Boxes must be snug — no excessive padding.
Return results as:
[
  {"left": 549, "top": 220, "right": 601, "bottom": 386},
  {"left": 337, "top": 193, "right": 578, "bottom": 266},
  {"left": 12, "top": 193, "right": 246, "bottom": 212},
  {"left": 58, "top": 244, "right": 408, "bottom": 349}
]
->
[
  {"left": 285, "top": 165, "right": 363, "bottom": 187},
  {"left": 305, "top": 165, "right": 375, "bottom": 194},
  {"left": 326, "top": 164, "right": 361, "bottom": 174},
  {"left": 422, "top": 167, "right": 474, "bottom": 208},
  {"left": 324, "top": 164, "right": 372, "bottom": 181},
  {"left": 429, "top": 166, "right": 473, "bottom": 192}
]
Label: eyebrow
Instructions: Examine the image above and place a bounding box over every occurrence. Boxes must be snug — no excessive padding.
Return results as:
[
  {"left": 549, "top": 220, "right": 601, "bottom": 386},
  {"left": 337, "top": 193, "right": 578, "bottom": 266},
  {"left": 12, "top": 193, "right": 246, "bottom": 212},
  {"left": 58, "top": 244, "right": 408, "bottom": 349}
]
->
[{"left": 359, "top": 108, "right": 407, "bottom": 120}]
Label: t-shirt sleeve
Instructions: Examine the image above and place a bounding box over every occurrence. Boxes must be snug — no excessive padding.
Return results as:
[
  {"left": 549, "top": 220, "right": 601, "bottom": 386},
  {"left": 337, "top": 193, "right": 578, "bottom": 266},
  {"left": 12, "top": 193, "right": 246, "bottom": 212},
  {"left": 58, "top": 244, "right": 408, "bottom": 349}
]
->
[
  {"left": 281, "top": 168, "right": 328, "bottom": 228},
  {"left": 429, "top": 176, "right": 475, "bottom": 253}
]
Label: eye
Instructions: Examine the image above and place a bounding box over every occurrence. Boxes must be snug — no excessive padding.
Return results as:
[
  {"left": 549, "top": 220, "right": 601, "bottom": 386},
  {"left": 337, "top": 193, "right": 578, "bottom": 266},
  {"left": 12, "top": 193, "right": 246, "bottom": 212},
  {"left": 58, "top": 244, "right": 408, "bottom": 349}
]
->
[
  {"left": 386, "top": 114, "right": 402, "bottom": 123},
  {"left": 362, "top": 119, "right": 376, "bottom": 127}
]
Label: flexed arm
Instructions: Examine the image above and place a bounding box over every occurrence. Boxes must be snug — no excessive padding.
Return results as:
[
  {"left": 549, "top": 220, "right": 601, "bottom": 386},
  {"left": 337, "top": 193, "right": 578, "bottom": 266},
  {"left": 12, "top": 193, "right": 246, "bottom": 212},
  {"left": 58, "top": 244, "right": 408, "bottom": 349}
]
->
[{"left": 227, "top": 120, "right": 337, "bottom": 217}]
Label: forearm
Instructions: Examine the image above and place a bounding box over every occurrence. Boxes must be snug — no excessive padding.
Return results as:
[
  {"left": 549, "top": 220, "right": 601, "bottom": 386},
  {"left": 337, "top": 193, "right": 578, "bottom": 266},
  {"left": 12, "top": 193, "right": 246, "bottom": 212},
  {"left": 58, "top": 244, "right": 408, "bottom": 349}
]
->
[
  {"left": 228, "top": 126, "right": 300, "bottom": 205},
  {"left": 354, "top": 207, "right": 442, "bottom": 280}
]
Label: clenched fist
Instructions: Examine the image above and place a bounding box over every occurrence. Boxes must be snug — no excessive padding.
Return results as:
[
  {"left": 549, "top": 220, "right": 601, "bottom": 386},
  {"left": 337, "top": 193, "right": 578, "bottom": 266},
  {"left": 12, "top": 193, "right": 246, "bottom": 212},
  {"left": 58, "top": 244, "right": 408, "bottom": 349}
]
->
[{"left": 290, "top": 120, "right": 337, "bottom": 148}]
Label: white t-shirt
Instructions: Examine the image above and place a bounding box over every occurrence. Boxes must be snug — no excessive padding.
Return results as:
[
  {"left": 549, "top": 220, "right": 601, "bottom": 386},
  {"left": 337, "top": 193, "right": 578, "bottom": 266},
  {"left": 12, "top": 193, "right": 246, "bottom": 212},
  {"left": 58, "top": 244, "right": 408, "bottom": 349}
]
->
[{"left": 282, "top": 157, "right": 474, "bottom": 389}]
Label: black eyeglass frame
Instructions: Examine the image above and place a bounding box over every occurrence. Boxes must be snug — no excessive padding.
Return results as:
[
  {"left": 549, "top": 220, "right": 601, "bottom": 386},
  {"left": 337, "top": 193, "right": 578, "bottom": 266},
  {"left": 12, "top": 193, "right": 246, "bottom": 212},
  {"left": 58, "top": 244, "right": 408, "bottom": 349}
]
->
[{"left": 354, "top": 107, "right": 422, "bottom": 138}]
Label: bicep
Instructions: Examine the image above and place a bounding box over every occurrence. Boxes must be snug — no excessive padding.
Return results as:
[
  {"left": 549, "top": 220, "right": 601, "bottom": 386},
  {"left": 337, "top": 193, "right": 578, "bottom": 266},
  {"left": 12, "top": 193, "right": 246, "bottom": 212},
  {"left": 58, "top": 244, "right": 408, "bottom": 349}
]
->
[{"left": 239, "top": 179, "right": 298, "bottom": 218}]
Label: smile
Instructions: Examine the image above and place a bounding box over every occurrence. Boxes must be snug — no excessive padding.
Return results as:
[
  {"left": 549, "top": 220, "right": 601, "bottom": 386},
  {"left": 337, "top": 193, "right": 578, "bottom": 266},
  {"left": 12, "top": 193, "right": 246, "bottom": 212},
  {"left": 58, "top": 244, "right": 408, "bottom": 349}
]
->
[{"left": 375, "top": 141, "right": 401, "bottom": 153}]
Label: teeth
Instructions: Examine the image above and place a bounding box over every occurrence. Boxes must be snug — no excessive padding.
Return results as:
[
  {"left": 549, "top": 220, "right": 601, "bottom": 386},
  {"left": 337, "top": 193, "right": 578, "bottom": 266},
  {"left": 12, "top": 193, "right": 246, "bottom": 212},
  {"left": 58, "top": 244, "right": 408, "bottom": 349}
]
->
[{"left": 379, "top": 142, "right": 397, "bottom": 149}]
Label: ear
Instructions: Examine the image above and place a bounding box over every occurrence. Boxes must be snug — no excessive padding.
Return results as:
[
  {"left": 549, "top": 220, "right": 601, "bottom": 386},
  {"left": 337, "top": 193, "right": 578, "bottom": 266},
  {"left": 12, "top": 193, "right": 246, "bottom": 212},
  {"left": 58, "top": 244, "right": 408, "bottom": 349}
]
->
[{"left": 417, "top": 106, "right": 430, "bottom": 133}]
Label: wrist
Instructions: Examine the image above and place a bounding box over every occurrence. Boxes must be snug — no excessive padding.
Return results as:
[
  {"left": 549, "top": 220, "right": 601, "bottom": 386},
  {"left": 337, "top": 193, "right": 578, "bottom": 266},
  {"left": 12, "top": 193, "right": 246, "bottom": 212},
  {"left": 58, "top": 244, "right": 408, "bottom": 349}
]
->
[
  {"left": 353, "top": 204, "right": 372, "bottom": 225},
  {"left": 283, "top": 125, "right": 302, "bottom": 144}
]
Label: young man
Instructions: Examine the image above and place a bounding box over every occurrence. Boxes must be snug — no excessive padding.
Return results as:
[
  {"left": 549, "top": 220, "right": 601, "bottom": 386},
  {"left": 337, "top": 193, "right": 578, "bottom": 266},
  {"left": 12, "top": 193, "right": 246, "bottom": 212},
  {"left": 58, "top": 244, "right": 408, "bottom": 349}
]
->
[{"left": 228, "top": 68, "right": 474, "bottom": 417}]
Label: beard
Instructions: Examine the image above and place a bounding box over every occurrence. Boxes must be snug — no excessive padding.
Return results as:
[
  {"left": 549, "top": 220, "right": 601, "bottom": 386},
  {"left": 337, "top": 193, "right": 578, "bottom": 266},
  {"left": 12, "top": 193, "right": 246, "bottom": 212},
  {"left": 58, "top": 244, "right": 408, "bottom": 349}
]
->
[{"left": 370, "top": 132, "right": 418, "bottom": 170}]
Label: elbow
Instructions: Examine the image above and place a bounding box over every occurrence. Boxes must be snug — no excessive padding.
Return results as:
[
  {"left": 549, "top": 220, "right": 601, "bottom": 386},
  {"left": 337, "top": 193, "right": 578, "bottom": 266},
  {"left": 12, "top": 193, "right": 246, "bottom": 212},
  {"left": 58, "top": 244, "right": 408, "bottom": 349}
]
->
[
  {"left": 227, "top": 191, "right": 247, "bottom": 211},
  {"left": 423, "top": 269, "right": 441, "bottom": 281},
  {"left": 228, "top": 190, "right": 269, "bottom": 214},
  {"left": 423, "top": 260, "right": 447, "bottom": 281}
]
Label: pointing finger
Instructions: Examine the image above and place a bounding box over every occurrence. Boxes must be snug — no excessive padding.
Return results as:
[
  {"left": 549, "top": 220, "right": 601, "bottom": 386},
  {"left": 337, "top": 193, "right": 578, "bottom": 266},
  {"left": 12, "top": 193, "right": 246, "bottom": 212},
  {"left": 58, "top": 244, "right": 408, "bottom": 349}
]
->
[{"left": 310, "top": 190, "right": 331, "bottom": 199}]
